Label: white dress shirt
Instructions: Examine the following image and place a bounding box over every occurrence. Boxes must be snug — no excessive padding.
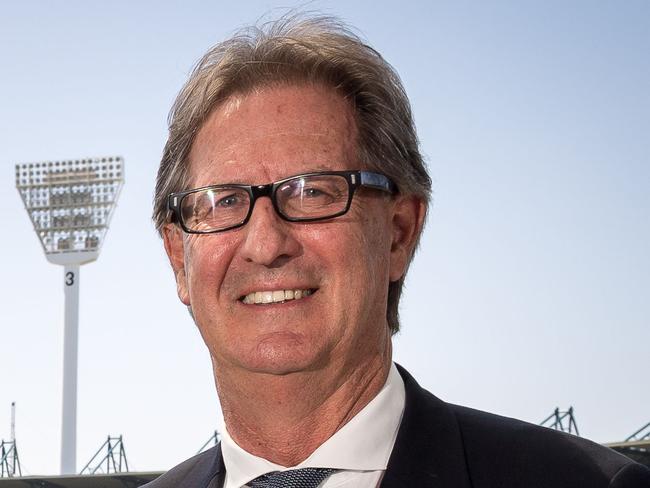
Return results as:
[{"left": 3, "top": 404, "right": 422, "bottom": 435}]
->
[{"left": 220, "top": 362, "right": 406, "bottom": 488}]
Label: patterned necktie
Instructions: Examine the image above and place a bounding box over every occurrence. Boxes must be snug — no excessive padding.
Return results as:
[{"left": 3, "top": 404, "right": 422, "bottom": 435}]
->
[{"left": 248, "top": 467, "right": 337, "bottom": 488}]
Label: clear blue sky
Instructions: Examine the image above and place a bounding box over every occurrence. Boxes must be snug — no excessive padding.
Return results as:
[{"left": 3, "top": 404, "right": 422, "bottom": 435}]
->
[{"left": 1, "top": 0, "right": 648, "bottom": 475}]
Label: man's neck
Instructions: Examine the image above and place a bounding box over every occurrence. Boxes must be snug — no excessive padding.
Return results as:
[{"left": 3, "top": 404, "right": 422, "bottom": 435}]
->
[{"left": 215, "top": 352, "right": 392, "bottom": 467}]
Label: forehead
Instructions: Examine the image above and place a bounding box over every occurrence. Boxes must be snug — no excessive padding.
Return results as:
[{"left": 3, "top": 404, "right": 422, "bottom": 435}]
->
[{"left": 187, "top": 84, "right": 359, "bottom": 186}]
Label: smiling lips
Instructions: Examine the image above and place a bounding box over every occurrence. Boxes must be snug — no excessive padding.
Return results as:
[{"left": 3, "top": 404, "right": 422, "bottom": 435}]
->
[{"left": 241, "top": 289, "right": 315, "bottom": 305}]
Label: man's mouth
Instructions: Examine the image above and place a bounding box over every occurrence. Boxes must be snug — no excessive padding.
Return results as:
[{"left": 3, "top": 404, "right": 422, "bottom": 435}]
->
[{"left": 240, "top": 288, "right": 316, "bottom": 305}]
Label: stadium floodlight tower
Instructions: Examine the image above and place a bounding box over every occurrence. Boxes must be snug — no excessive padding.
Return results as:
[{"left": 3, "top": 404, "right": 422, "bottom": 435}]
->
[{"left": 15, "top": 156, "right": 124, "bottom": 475}]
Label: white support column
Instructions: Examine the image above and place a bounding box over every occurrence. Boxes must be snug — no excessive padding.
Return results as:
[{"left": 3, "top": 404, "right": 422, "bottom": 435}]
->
[
  {"left": 11, "top": 402, "right": 16, "bottom": 442},
  {"left": 60, "top": 264, "right": 80, "bottom": 475}
]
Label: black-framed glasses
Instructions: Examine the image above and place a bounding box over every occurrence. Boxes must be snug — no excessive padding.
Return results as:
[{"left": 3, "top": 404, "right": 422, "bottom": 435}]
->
[{"left": 168, "top": 170, "right": 397, "bottom": 234}]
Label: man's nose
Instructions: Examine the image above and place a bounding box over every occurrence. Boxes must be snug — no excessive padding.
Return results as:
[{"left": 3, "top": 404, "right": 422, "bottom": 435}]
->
[{"left": 238, "top": 197, "right": 301, "bottom": 266}]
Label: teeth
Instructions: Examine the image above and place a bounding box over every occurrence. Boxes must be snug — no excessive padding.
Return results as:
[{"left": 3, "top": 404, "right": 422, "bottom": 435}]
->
[{"left": 242, "top": 289, "right": 314, "bottom": 305}]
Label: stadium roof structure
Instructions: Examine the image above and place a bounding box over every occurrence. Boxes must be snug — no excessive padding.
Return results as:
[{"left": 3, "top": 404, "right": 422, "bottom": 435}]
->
[
  {"left": 0, "top": 472, "right": 161, "bottom": 487},
  {"left": 605, "top": 439, "right": 650, "bottom": 467},
  {"left": 605, "top": 421, "right": 650, "bottom": 468}
]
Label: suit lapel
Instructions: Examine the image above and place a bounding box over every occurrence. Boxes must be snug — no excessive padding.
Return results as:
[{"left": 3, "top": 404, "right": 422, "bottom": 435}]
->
[
  {"left": 205, "top": 444, "right": 226, "bottom": 488},
  {"left": 382, "top": 365, "right": 472, "bottom": 488}
]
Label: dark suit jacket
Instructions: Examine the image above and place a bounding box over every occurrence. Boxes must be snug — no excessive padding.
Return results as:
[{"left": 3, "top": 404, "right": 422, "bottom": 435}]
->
[{"left": 143, "top": 365, "right": 650, "bottom": 487}]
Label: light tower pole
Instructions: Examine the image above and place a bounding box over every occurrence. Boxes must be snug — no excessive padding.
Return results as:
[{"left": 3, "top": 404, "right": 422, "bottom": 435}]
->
[{"left": 15, "top": 157, "right": 124, "bottom": 474}]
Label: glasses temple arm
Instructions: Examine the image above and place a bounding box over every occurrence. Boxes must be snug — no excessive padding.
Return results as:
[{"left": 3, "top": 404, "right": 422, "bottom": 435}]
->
[{"left": 358, "top": 171, "right": 398, "bottom": 194}]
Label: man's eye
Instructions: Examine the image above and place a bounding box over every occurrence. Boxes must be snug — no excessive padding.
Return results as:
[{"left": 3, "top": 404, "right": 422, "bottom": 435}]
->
[
  {"left": 302, "top": 187, "right": 327, "bottom": 198},
  {"left": 215, "top": 193, "right": 241, "bottom": 208}
]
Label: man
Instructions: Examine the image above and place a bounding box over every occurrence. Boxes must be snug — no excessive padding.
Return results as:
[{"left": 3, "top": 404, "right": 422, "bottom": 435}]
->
[{"left": 146, "top": 15, "right": 650, "bottom": 488}]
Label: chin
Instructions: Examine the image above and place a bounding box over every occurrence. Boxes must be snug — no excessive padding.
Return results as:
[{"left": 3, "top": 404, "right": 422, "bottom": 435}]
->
[{"left": 241, "top": 338, "right": 326, "bottom": 375}]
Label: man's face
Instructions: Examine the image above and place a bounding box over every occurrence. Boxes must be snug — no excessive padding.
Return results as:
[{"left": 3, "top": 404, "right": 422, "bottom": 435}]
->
[{"left": 164, "top": 84, "right": 417, "bottom": 378}]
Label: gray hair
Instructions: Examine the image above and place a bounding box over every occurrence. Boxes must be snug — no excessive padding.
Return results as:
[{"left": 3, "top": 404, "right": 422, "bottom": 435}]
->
[{"left": 153, "top": 14, "right": 431, "bottom": 334}]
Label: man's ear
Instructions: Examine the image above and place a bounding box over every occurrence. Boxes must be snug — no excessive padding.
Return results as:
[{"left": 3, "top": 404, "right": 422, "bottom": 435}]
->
[
  {"left": 389, "top": 195, "right": 427, "bottom": 282},
  {"left": 162, "top": 224, "right": 191, "bottom": 305}
]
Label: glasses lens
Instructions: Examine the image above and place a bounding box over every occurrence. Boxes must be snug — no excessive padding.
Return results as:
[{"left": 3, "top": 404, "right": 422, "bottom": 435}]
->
[
  {"left": 180, "top": 187, "right": 250, "bottom": 232},
  {"left": 276, "top": 175, "right": 349, "bottom": 219}
]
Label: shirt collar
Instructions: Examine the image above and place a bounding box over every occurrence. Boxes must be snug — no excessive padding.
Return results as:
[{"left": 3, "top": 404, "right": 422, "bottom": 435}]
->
[{"left": 221, "top": 362, "right": 405, "bottom": 488}]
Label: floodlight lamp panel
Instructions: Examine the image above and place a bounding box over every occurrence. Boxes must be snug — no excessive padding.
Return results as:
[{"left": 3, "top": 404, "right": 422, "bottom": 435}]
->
[{"left": 16, "top": 156, "right": 125, "bottom": 261}]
